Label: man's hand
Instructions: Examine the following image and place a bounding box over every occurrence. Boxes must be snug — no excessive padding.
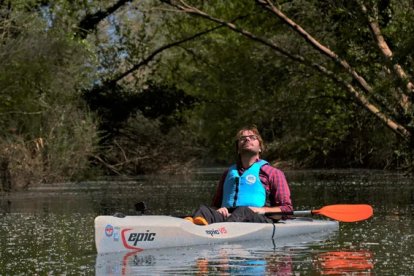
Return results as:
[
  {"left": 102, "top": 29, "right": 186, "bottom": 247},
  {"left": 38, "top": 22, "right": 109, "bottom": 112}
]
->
[
  {"left": 217, "top": 207, "right": 230, "bottom": 217},
  {"left": 250, "top": 206, "right": 283, "bottom": 220},
  {"left": 248, "top": 207, "right": 266, "bottom": 214}
]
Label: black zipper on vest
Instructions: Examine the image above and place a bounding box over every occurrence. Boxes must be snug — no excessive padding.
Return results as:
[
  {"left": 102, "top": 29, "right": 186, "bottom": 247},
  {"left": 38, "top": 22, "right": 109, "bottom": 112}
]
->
[{"left": 233, "top": 177, "right": 239, "bottom": 208}]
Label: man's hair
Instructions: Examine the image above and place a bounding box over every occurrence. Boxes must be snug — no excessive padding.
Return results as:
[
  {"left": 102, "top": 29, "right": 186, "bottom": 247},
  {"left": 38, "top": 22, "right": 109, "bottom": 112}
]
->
[{"left": 234, "top": 124, "right": 265, "bottom": 154}]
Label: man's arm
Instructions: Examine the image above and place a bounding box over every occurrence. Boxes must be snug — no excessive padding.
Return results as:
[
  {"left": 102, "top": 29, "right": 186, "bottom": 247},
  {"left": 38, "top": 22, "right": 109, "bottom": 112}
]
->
[
  {"left": 250, "top": 164, "right": 293, "bottom": 218},
  {"left": 211, "top": 169, "right": 229, "bottom": 208}
]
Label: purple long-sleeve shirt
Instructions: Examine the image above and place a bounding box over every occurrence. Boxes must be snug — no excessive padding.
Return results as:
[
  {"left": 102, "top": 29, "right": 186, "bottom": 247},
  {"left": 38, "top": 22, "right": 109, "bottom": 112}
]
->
[{"left": 212, "top": 160, "right": 293, "bottom": 214}]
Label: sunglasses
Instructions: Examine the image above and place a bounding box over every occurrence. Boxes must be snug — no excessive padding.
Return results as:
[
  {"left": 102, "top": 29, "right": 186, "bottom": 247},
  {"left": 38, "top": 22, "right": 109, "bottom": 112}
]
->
[{"left": 238, "top": 135, "right": 258, "bottom": 142}]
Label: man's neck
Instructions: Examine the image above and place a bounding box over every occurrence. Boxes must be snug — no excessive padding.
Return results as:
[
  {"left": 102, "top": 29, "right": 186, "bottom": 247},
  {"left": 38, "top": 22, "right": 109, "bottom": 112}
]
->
[{"left": 240, "top": 154, "right": 260, "bottom": 169}]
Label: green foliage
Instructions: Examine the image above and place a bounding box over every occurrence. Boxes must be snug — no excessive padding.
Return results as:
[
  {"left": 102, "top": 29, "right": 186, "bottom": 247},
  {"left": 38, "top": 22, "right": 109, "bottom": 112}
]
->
[
  {"left": 2, "top": 0, "right": 414, "bottom": 188},
  {"left": 83, "top": 81, "right": 197, "bottom": 136},
  {"left": 99, "top": 111, "right": 201, "bottom": 174},
  {"left": 155, "top": 0, "right": 413, "bottom": 168},
  {"left": 0, "top": 8, "right": 99, "bottom": 189}
]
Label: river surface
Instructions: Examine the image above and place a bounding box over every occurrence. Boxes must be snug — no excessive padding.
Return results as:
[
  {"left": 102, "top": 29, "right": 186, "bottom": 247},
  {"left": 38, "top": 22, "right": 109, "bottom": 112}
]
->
[{"left": 1, "top": 169, "right": 413, "bottom": 275}]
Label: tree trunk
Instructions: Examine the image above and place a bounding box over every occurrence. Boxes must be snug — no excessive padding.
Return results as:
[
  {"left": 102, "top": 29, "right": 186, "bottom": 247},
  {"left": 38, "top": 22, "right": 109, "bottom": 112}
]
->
[{"left": 0, "top": 157, "right": 12, "bottom": 192}]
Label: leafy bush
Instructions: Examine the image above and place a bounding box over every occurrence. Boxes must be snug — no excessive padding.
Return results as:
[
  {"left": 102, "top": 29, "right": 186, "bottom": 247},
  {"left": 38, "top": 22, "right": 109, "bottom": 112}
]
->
[
  {"left": 97, "top": 112, "right": 201, "bottom": 175},
  {"left": 0, "top": 11, "right": 99, "bottom": 190}
]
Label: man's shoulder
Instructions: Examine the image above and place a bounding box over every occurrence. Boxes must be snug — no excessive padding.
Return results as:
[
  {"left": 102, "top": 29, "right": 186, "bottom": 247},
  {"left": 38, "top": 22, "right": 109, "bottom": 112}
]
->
[{"left": 260, "top": 163, "right": 285, "bottom": 175}]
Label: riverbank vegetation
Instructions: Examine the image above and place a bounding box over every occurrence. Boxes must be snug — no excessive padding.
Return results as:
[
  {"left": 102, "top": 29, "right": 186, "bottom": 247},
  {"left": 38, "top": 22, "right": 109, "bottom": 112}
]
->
[{"left": 1, "top": 0, "right": 413, "bottom": 191}]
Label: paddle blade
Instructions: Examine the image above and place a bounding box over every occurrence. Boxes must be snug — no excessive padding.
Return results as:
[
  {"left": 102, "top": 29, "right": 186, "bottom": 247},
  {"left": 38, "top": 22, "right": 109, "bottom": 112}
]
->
[{"left": 313, "top": 204, "right": 373, "bottom": 222}]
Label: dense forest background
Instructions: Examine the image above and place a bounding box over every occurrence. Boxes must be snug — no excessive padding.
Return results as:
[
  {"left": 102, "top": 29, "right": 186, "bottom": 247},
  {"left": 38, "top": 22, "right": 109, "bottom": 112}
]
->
[{"left": 1, "top": 0, "right": 413, "bottom": 190}]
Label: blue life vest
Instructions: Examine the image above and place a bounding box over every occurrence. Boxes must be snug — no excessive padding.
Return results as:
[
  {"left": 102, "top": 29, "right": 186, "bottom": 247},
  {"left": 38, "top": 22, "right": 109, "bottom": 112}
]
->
[{"left": 221, "top": 160, "right": 268, "bottom": 208}]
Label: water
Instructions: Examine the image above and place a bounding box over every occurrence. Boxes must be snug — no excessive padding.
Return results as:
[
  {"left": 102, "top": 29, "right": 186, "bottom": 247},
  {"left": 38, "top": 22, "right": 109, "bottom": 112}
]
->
[{"left": 1, "top": 169, "right": 413, "bottom": 275}]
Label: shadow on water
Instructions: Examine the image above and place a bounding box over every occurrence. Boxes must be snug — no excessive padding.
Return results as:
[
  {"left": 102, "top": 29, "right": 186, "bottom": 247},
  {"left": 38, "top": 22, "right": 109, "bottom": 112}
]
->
[{"left": 1, "top": 169, "right": 413, "bottom": 274}]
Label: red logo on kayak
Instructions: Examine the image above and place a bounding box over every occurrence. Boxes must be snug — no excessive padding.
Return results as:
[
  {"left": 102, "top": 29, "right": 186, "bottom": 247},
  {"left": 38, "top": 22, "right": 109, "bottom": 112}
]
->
[
  {"left": 205, "top": 227, "right": 227, "bottom": 237},
  {"left": 121, "top": 229, "right": 155, "bottom": 251},
  {"left": 105, "top": 224, "right": 114, "bottom": 237}
]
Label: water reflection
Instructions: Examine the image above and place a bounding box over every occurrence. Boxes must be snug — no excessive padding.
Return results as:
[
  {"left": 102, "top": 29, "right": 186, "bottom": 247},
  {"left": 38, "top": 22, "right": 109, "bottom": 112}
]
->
[
  {"left": 194, "top": 255, "right": 269, "bottom": 275},
  {"left": 194, "top": 253, "right": 292, "bottom": 275},
  {"left": 97, "top": 246, "right": 284, "bottom": 275},
  {"left": 97, "top": 247, "right": 375, "bottom": 275},
  {"left": 316, "top": 250, "right": 374, "bottom": 275},
  {"left": 95, "top": 232, "right": 337, "bottom": 275}
]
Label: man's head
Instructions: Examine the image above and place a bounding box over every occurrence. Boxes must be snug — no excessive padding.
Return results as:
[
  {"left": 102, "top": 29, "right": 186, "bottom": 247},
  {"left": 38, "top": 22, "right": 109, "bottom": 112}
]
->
[{"left": 235, "top": 125, "right": 265, "bottom": 156}]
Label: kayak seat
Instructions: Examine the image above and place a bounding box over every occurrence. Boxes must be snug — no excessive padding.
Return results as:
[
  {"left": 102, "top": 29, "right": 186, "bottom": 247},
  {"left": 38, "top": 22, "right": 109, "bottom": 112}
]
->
[{"left": 113, "top": 212, "right": 126, "bottom": 218}]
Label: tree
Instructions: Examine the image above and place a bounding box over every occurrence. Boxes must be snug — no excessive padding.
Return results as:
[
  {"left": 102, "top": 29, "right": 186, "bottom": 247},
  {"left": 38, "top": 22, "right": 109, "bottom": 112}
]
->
[
  {"left": 160, "top": 0, "right": 414, "bottom": 167},
  {"left": 0, "top": 7, "right": 99, "bottom": 189},
  {"left": 0, "top": 0, "right": 213, "bottom": 180}
]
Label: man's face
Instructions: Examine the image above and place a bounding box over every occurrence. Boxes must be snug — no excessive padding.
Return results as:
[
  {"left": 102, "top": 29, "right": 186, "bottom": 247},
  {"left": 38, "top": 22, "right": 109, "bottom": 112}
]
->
[{"left": 237, "top": 130, "right": 261, "bottom": 155}]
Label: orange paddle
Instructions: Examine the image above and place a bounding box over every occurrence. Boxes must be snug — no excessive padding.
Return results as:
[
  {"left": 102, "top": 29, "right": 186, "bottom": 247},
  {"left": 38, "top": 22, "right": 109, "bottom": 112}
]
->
[
  {"left": 311, "top": 204, "right": 373, "bottom": 222},
  {"left": 267, "top": 204, "right": 373, "bottom": 222},
  {"left": 135, "top": 201, "right": 373, "bottom": 222}
]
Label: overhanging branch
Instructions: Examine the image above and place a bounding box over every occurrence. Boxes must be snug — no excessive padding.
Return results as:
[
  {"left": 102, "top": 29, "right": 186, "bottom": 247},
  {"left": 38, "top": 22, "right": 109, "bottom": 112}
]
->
[
  {"left": 358, "top": 1, "right": 413, "bottom": 111},
  {"left": 76, "top": 0, "right": 133, "bottom": 39},
  {"left": 96, "top": 23, "right": 225, "bottom": 90},
  {"left": 256, "top": 0, "right": 375, "bottom": 97},
  {"left": 163, "top": 0, "right": 411, "bottom": 140}
]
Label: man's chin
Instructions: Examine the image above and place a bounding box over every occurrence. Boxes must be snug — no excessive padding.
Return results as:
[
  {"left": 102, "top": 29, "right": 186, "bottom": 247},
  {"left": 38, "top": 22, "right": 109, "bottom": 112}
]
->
[{"left": 240, "top": 148, "right": 260, "bottom": 155}]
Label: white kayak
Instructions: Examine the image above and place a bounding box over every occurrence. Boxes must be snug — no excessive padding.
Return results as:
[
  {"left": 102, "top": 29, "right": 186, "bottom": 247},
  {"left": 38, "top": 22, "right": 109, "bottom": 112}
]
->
[{"left": 95, "top": 215, "right": 339, "bottom": 254}]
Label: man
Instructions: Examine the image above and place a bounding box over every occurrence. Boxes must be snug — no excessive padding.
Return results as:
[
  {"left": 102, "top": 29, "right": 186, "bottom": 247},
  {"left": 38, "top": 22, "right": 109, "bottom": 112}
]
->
[{"left": 186, "top": 125, "right": 293, "bottom": 225}]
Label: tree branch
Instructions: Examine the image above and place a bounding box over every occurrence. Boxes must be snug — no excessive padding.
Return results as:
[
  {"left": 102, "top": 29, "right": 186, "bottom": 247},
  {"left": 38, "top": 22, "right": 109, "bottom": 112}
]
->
[
  {"left": 162, "top": 1, "right": 313, "bottom": 68},
  {"left": 163, "top": 0, "right": 411, "bottom": 140},
  {"left": 323, "top": 66, "right": 411, "bottom": 139},
  {"left": 358, "top": 1, "right": 413, "bottom": 110},
  {"left": 104, "top": 23, "right": 225, "bottom": 87},
  {"left": 76, "top": 0, "right": 133, "bottom": 39},
  {"left": 256, "top": 0, "right": 375, "bottom": 97}
]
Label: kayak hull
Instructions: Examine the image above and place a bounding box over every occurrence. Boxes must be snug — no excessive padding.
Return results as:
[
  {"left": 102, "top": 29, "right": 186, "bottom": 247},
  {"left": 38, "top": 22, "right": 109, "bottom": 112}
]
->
[{"left": 95, "top": 215, "right": 339, "bottom": 253}]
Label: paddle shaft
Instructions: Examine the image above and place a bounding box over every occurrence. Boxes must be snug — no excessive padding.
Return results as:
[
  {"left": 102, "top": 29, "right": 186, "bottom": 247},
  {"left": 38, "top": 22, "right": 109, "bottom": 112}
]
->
[
  {"left": 134, "top": 202, "right": 373, "bottom": 222},
  {"left": 263, "top": 210, "right": 312, "bottom": 216},
  {"left": 291, "top": 210, "right": 312, "bottom": 216}
]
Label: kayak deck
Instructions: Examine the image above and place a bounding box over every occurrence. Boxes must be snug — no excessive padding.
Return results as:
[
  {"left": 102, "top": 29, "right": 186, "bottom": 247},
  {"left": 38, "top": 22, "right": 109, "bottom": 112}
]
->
[{"left": 95, "top": 215, "right": 339, "bottom": 253}]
